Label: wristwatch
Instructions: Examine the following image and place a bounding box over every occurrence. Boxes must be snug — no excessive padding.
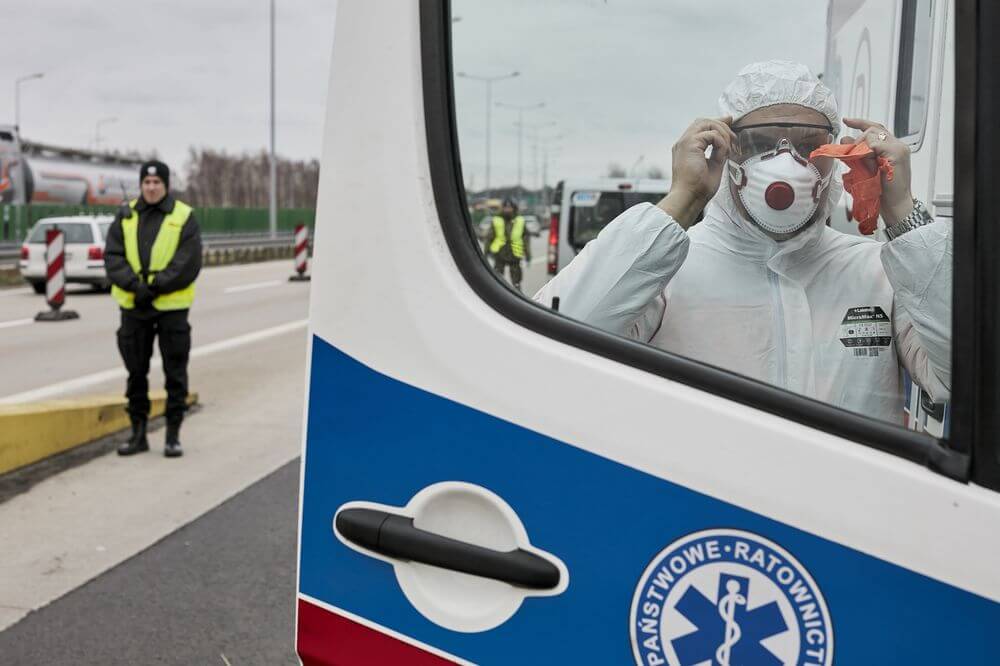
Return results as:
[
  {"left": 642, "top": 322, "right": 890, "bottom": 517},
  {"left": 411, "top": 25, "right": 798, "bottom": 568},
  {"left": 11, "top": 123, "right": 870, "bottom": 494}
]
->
[{"left": 884, "top": 199, "right": 933, "bottom": 240}]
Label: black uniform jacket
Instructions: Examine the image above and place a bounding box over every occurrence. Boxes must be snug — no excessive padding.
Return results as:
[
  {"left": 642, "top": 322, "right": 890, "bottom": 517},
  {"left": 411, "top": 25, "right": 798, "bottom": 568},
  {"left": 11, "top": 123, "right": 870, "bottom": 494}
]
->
[{"left": 104, "top": 194, "right": 202, "bottom": 315}]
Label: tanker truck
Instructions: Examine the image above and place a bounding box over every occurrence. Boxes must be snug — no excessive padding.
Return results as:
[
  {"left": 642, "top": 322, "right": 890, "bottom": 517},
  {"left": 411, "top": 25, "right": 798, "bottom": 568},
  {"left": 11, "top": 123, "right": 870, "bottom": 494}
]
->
[{"left": 0, "top": 124, "right": 142, "bottom": 205}]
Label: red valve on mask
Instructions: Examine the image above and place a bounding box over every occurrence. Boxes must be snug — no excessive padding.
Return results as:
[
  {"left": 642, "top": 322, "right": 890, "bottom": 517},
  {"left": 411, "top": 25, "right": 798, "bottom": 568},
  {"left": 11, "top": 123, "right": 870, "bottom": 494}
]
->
[{"left": 764, "top": 182, "right": 795, "bottom": 210}]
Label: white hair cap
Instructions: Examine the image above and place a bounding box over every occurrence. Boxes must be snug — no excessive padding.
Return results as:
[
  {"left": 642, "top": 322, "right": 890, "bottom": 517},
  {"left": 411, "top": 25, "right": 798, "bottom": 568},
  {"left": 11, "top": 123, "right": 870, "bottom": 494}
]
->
[{"left": 718, "top": 60, "right": 840, "bottom": 135}]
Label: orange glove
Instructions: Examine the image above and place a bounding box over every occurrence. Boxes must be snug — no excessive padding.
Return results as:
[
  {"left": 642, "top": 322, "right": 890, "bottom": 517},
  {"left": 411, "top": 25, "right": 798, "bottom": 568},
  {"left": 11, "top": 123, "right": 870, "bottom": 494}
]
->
[{"left": 810, "top": 142, "right": 894, "bottom": 235}]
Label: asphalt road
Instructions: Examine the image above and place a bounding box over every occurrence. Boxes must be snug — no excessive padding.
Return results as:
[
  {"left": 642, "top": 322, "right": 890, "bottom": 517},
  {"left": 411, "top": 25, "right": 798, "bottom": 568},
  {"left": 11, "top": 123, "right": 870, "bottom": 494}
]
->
[
  {"left": 0, "top": 259, "right": 310, "bottom": 401},
  {"left": 0, "top": 460, "right": 301, "bottom": 665}
]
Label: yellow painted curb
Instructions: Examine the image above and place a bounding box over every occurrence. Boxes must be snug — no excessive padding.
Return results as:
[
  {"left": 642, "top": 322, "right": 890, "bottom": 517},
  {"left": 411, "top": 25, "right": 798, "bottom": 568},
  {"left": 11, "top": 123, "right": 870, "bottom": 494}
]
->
[{"left": 0, "top": 391, "right": 199, "bottom": 475}]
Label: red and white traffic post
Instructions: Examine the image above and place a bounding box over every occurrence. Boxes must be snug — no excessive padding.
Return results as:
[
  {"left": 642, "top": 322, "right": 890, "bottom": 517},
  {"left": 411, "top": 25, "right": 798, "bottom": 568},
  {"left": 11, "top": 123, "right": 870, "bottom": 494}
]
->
[
  {"left": 289, "top": 223, "right": 311, "bottom": 282},
  {"left": 35, "top": 228, "right": 80, "bottom": 321}
]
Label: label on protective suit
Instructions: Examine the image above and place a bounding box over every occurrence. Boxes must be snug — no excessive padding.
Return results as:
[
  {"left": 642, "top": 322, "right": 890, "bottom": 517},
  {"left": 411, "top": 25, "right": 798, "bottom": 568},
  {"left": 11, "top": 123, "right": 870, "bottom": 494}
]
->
[{"left": 839, "top": 306, "right": 892, "bottom": 357}]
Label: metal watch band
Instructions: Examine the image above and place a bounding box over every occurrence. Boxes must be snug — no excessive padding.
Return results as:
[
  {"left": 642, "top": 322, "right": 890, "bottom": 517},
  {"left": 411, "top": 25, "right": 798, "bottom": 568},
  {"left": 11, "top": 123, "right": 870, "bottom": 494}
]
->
[{"left": 885, "top": 199, "right": 933, "bottom": 240}]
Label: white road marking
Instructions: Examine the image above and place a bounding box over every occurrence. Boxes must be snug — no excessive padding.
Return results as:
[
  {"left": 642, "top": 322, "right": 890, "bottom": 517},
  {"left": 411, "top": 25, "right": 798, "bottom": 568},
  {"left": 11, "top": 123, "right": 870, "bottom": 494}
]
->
[
  {"left": 0, "top": 319, "right": 308, "bottom": 405},
  {"left": 223, "top": 279, "right": 283, "bottom": 294},
  {"left": 0, "top": 317, "right": 34, "bottom": 330}
]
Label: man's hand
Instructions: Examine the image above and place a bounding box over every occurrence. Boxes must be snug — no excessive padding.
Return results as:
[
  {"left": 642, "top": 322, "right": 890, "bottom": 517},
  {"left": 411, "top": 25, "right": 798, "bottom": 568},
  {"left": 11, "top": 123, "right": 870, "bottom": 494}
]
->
[
  {"left": 657, "top": 117, "right": 737, "bottom": 229},
  {"left": 134, "top": 282, "right": 155, "bottom": 308},
  {"left": 842, "top": 118, "right": 914, "bottom": 226}
]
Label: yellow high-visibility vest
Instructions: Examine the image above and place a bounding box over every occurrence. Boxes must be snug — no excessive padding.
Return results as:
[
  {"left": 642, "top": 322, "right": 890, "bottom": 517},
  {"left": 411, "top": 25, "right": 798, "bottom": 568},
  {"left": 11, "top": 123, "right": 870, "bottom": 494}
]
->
[
  {"left": 111, "top": 199, "right": 196, "bottom": 310},
  {"left": 489, "top": 215, "right": 525, "bottom": 258}
]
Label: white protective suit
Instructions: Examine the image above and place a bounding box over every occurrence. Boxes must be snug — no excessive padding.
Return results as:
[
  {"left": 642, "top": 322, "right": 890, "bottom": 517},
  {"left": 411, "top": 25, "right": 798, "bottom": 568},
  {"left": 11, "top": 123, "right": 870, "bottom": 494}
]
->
[{"left": 535, "top": 62, "right": 952, "bottom": 424}]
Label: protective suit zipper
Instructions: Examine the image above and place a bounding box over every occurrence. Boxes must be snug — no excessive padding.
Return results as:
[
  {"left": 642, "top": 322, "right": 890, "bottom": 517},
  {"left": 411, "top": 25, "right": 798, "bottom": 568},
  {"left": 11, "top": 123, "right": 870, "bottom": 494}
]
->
[{"left": 768, "top": 268, "right": 787, "bottom": 389}]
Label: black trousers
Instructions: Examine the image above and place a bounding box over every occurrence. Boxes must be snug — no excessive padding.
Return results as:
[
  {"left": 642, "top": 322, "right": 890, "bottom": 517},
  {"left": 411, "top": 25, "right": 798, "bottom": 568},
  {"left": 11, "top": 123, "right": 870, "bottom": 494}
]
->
[
  {"left": 492, "top": 256, "right": 523, "bottom": 289},
  {"left": 117, "top": 309, "right": 191, "bottom": 424}
]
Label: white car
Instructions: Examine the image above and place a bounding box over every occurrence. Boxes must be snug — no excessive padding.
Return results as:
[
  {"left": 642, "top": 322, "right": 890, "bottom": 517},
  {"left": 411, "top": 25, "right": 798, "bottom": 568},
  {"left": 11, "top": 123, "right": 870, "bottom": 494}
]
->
[{"left": 19, "top": 216, "right": 114, "bottom": 293}]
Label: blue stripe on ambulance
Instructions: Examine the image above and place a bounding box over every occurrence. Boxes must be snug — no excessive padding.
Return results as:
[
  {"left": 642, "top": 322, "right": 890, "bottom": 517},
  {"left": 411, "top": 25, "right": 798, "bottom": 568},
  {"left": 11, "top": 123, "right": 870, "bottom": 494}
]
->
[{"left": 299, "top": 337, "right": 996, "bottom": 664}]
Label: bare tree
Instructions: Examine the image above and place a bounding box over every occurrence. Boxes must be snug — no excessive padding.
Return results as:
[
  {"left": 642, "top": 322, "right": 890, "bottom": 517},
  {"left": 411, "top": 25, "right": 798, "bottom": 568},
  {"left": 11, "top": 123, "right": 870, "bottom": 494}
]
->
[
  {"left": 606, "top": 162, "right": 626, "bottom": 178},
  {"left": 184, "top": 148, "right": 320, "bottom": 208}
]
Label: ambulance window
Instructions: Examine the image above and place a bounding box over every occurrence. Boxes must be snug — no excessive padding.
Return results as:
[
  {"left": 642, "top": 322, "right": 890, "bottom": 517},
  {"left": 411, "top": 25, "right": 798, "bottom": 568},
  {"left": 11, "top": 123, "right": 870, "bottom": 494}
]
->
[
  {"left": 895, "top": 0, "right": 935, "bottom": 141},
  {"left": 439, "top": 1, "right": 965, "bottom": 471}
]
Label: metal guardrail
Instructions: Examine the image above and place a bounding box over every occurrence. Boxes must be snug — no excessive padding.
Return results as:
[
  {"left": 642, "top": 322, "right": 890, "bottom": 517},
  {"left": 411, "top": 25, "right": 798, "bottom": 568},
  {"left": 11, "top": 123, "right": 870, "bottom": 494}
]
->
[
  {"left": 0, "top": 243, "right": 19, "bottom": 263},
  {"left": 200, "top": 232, "right": 297, "bottom": 249},
  {"left": 0, "top": 233, "right": 299, "bottom": 264}
]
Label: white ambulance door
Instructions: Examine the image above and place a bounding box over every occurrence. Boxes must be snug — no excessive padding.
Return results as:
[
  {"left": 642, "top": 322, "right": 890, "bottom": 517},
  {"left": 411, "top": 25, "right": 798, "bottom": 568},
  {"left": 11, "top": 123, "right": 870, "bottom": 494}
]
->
[{"left": 296, "top": 2, "right": 1000, "bottom": 665}]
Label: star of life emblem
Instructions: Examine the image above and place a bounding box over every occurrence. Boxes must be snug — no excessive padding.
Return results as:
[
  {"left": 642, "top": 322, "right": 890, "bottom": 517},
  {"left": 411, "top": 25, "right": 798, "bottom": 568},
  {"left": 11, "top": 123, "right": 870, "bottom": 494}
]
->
[{"left": 630, "top": 529, "right": 833, "bottom": 666}]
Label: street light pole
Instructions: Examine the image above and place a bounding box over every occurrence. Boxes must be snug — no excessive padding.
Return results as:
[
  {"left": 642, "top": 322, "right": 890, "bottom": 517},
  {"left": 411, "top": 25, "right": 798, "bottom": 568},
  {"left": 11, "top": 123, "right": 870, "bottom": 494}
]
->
[
  {"left": 456, "top": 71, "right": 518, "bottom": 200},
  {"left": 518, "top": 120, "right": 555, "bottom": 191},
  {"left": 630, "top": 155, "right": 645, "bottom": 177},
  {"left": 14, "top": 73, "right": 43, "bottom": 214},
  {"left": 94, "top": 117, "right": 118, "bottom": 151},
  {"left": 538, "top": 131, "right": 567, "bottom": 214},
  {"left": 14, "top": 72, "right": 44, "bottom": 131},
  {"left": 495, "top": 101, "right": 544, "bottom": 203},
  {"left": 268, "top": 0, "right": 277, "bottom": 240}
]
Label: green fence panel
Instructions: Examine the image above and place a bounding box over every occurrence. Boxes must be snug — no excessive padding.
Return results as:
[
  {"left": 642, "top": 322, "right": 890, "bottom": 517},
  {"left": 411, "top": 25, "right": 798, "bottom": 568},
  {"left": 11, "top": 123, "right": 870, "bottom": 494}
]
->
[{"left": 2, "top": 204, "right": 315, "bottom": 241}]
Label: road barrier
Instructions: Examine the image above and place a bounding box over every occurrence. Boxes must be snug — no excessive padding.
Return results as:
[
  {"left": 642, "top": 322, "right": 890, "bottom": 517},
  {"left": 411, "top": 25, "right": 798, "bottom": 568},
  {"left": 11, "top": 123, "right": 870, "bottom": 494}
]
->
[
  {"left": 290, "top": 224, "right": 311, "bottom": 282},
  {"left": 35, "top": 229, "right": 79, "bottom": 322},
  {"left": 0, "top": 391, "right": 198, "bottom": 476}
]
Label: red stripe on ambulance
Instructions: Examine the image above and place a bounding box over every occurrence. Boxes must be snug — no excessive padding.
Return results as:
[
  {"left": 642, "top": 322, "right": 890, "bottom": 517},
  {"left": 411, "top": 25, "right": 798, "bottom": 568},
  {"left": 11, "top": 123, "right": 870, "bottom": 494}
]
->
[{"left": 296, "top": 599, "right": 459, "bottom": 666}]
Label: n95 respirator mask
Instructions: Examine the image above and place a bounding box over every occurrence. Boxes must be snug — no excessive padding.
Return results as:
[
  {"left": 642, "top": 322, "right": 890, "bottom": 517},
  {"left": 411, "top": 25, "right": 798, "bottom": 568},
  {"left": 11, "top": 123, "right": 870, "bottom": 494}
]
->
[{"left": 728, "top": 139, "right": 832, "bottom": 235}]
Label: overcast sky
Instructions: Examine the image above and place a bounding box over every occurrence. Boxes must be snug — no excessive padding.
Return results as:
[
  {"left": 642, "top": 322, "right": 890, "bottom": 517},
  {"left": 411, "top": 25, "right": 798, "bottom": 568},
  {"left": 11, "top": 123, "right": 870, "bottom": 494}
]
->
[
  {"left": 5, "top": 1, "right": 831, "bottom": 191},
  {"left": 452, "top": 0, "right": 828, "bottom": 190},
  {"left": 3, "top": 1, "right": 336, "bottom": 182}
]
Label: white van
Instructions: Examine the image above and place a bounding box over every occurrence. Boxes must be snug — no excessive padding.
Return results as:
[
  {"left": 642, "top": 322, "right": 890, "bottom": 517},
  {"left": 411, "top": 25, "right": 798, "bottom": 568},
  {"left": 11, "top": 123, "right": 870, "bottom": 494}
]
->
[
  {"left": 825, "top": 0, "right": 953, "bottom": 239},
  {"left": 296, "top": 2, "right": 999, "bottom": 664},
  {"left": 546, "top": 178, "right": 669, "bottom": 275},
  {"left": 19, "top": 216, "right": 113, "bottom": 292}
]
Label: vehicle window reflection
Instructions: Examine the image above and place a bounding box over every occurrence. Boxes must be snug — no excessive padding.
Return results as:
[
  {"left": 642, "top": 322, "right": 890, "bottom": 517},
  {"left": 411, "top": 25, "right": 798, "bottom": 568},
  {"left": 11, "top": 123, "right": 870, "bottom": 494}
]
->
[{"left": 452, "top": 0, "right": 953, "bottom": 437}]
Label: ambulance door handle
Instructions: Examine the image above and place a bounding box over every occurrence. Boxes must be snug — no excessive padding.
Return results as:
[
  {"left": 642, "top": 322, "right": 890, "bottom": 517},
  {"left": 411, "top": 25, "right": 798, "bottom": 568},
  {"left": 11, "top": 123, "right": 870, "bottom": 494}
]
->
[{"left": 335, "top": 507, "right": 561, "bottom": 590}]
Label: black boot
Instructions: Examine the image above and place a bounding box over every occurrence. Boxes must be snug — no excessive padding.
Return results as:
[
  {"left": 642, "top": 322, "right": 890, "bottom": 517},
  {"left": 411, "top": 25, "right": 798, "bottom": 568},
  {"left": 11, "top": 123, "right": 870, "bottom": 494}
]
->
[
  {"left": 118, "top": 419, "right": 149, "bottom": 456},
  {"left": 164, "top": 421, "right": 183, "bottom": 458}
]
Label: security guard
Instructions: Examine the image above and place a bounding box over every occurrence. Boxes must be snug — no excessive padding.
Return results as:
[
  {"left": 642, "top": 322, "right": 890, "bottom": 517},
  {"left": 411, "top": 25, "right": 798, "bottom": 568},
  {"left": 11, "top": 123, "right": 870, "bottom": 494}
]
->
[
  {"left": 484, "top": 198, "right": 531, "bottom": 291},
  {"left": 104, "top": 160, "right": 202, "bottom": 457}
]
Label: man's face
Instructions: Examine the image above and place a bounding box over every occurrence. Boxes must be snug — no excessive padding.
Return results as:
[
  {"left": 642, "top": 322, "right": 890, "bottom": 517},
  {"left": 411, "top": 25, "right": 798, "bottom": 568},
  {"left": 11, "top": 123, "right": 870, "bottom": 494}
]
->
[
  {"left": 730, "top": 104, "right": 834, "bottom": 240},
  {"left": 141, "top": 176, "right": 167, "bottom": 204},
  {"left": 502, "top": 204, "right": 515, "bottom": 218}
]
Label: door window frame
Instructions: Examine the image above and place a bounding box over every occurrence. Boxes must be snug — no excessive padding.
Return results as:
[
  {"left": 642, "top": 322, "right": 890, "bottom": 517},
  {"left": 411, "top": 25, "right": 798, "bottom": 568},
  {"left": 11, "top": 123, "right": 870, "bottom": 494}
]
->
[{"left": 420, "top": 0, "right": 998, "bottom": 490}]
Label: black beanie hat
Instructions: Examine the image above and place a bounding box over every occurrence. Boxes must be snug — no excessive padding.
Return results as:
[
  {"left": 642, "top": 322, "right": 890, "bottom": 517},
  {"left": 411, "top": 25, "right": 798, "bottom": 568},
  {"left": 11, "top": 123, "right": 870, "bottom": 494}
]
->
[{"left": 139, "top": 160, "right": 170, "bottom": 190}]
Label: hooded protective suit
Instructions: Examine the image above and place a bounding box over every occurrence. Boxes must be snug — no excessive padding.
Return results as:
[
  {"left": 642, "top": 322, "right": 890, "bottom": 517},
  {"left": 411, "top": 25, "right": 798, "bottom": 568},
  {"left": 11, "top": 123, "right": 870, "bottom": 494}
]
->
[{"left": 534, "top": 61, "right": 951, "bottom": 424}]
